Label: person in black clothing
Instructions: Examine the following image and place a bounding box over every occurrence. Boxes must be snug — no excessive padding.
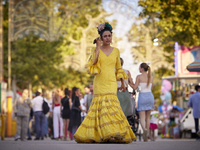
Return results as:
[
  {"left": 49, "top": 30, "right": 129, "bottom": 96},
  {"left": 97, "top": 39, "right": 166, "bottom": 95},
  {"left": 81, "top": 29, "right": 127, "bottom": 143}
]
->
[
  {"left": 60, "top": 88, "right": 72, "bottom": 140},
  {"left": 27, "top": 108, "right": 34, "bottom": 140},
  {"left": 68, "top": 87, "right": 83, "bottom": 139}
]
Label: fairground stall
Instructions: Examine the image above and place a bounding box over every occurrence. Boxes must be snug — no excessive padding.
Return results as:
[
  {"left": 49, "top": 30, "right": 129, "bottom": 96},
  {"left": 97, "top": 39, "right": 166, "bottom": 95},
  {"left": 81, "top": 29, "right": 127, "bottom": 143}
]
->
[
  {"left": 162, "top": 43, "right": 200, "bottom": 109},
  {"left": 161, "top": 43, "right": 200, "bottom": 138}
]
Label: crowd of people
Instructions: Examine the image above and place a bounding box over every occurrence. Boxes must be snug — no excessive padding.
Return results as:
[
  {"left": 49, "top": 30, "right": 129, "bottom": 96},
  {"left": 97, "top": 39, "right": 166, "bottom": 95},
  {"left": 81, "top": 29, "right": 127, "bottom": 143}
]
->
[{"left": 14, "top": 85, "right": 95, "bottom": 141}]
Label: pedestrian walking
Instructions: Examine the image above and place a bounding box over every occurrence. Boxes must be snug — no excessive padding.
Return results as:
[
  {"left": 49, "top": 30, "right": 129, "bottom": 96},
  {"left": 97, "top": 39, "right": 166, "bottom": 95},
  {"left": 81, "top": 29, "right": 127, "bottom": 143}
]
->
[
  {"left": 43, "top": 94, "right": 50, "bottom": 138},
  {"left": 14, "top": 89, "right": 32, "bottom": 141},
  {"left": 53, "top": 89, "right": 63, "bottom": 140},
  {"left": 68, "top": 87, "right": 83, "bottom": 139},
  {"left": 27, "top": 107, "right": 33, "bottom": 140},
  {"left": 188, "top": 85, "right": 200, "bottom": 141},
  {"left": 32, "top": 91, "right": 45, "bottom": 140},
  {"left": 60, "top": 88, "right": 71, "bottom": 140},
  {"left": 48, "top": 92, "right": 54, "bottom": 139},
  {"left": 149, "top": 106, "right": 159, "bottom": 141},
  {"left": 117, "top": 57, "right": 134, "bottom": 117},
  {"left": 129, "top": 62, "right": 154, "bottom": 142},
  {"left": 74, "top": 22, "right": 136, "bottom": 143}
]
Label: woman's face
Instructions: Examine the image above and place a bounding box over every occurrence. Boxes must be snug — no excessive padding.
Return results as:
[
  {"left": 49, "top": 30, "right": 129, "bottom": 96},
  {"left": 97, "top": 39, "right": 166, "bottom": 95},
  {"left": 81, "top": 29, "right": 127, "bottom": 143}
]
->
[
  {"left": 139, "top": 66, "right": 143, "bottom": 73},
  {"left": 22, "top": 89, "right": 29, "bottom": 99},
  {"left": 101, "top": 31, "right": 112, "bottom": 45},
  {"left": 75, "top": 88, "right": 80, "bottom": 96}
]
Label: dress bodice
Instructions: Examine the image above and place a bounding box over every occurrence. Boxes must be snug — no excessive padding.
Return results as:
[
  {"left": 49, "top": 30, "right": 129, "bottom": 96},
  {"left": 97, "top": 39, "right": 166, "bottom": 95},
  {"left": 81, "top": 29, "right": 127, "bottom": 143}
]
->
[{"left": 85, "top": 47, "right": 128, "bottom": 94}]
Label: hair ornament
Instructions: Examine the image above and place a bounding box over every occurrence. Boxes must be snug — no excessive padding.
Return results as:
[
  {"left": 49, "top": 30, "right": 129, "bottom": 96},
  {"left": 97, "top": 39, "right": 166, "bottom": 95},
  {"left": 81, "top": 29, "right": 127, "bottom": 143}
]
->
[
  {"left": 97, "top": 22, "right": 112, "bottom": 34},
  {"left": 97, "top": 23, "right": 105, "bottom": 32}
]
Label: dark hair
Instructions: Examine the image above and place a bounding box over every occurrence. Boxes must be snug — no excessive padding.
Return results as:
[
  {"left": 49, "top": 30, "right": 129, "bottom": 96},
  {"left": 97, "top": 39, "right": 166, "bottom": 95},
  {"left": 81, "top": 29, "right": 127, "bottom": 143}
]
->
[
  {"left": 71, "top": 87, "right": 79, "bottom": 102},
  {"left": 100, "top": 29, "right": 112, "bottom": 40},
  {"left": 98, "top": 23, "right": 113, "bottom": 40},
  {"left": 120, "top": 57, "right": 124, "bottom": 66},
  {"left": 195, "top": 85, "right": 200, "bottom": 91},
  {"left": 35, "top": 91, "right": 41, "bottom": 96},
  {"left": 84, "top": 85, "right": 89, "bottom": 89},
  {"left": 140, "top": 62, "right": 151, "bottom": 87},
  {"left": 64, "top": 88, "right": 69, "bottom": 96}
]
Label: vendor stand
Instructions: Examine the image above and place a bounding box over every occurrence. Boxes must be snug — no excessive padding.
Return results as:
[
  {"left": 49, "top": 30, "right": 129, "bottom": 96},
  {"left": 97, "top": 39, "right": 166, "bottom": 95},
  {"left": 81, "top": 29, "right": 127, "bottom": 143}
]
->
[{"left": 160, "top": 43, "right": 200, "bottom": 138}]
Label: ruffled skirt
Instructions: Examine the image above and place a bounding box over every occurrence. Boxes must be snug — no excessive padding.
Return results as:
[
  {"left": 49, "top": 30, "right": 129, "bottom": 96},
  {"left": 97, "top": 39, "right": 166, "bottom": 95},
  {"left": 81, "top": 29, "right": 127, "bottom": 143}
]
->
[{"left": 74, "top": 93, "right": 136, "bottom": 143}]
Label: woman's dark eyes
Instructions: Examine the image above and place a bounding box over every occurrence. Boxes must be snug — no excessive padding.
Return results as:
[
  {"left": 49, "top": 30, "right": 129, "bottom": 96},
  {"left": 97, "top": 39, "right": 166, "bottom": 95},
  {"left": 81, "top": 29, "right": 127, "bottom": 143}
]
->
[{"left": 104, "top": 35, "right": 111, "bottom": 37}]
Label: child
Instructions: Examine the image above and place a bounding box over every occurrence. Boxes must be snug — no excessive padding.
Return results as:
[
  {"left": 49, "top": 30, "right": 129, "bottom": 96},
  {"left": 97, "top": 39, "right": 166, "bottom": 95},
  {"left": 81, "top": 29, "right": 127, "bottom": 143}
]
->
[{"left": 150, "top": 106, "right": 159, "bottom": 141}]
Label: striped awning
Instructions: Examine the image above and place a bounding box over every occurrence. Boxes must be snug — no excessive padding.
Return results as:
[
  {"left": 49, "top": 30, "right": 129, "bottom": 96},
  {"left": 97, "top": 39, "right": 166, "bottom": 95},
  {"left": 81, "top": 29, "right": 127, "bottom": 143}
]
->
[{"left": 186, "top": 59, "right": 200, "bottom": 72}]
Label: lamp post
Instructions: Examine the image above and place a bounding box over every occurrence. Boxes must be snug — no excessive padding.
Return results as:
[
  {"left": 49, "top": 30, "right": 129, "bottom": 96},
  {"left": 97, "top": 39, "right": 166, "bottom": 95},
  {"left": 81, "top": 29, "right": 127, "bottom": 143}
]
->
[
  {"left": 0, "top": 0, "right": 3, "bottom": 83},
  {"left": 0, "top": 0, "right": 3, "bottom": 114},
  {"left": 7, "top": 0, "right": 13, "bottom": 137}
]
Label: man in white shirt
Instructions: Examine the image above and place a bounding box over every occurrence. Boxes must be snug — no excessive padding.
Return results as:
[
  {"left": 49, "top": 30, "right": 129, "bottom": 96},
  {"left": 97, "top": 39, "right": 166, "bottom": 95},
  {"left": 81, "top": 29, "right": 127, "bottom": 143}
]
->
[{"left": 32, "top": 91, "right": 45, "bottom": 140}]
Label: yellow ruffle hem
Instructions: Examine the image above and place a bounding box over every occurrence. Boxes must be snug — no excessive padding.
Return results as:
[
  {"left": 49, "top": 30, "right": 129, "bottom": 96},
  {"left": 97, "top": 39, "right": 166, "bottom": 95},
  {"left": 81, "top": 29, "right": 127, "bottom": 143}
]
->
[{"left": 74, "top": 93, "right": 136, "bottom": 143}]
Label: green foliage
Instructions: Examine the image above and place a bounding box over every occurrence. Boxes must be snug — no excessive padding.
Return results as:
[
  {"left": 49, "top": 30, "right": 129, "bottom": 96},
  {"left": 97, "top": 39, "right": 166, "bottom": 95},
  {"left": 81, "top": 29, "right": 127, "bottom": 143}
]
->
[
  {"left": 137, "top": 0, "right": 200, "bottom": 105},
  {"left": 54, "top": 0, "right": 102, "bottom": 54},
  {"left": 139, "top": 0, "right": 200, "bottom": 47},
  {"left": 54, "top": 67, "right": 93, "bottom": 94},
  {"left": 2, "top": 0, "right": 102, "bottom": 91},
  {"left": 4, "top": 34, "right": 63, "bottom": 88}
]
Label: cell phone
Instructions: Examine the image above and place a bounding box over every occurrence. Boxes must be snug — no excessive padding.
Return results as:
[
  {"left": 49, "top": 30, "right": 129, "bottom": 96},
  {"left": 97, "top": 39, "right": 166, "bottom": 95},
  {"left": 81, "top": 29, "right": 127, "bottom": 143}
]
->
[{"left": 93, "top": 39, "right": 97, "bottom": 44}]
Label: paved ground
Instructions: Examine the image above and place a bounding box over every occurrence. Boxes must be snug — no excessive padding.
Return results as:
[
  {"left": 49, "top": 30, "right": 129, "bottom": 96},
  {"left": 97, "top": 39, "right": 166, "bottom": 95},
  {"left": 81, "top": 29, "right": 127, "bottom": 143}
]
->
[{"left": 0, "top": 137, "right": 199, "bottom": 150}]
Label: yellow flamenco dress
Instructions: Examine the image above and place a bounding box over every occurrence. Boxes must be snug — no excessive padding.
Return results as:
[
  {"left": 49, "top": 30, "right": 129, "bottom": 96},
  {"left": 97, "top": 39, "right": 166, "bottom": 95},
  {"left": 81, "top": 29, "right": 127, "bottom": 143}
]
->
[{"left": 74, "top": 47, "right": 136, "bottom": 143}]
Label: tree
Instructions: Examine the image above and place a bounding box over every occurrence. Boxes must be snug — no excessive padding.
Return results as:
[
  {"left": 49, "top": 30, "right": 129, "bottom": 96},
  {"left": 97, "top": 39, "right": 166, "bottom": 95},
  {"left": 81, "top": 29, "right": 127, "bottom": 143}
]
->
[
  {"left": 127, "top": 23, "right": 174, "bottom": 71},
  {"left": 3, "top": 0, "right": 103, "bottom": 91},
  {"left": 138, "top": 0, "right": 200, "bottom": 47},
  {"left": 5, "top": 34, "right": 63, "bottom": 89}
]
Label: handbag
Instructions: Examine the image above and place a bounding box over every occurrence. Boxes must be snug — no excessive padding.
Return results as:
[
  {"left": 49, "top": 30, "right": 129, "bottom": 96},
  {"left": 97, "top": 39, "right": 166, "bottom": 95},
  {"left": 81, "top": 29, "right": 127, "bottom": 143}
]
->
[
  {"left": 42, "top": 98, "right": 50, "bottom": 115},
  {"left": 71, "top": 105, "right": 81, "bottom": 112}
]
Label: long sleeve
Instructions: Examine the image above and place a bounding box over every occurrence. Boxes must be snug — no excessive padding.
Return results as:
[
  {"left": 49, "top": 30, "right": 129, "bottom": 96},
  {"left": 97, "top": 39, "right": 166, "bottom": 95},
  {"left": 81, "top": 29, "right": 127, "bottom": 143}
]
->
[
  {"left": 85, "top": 48, "right": 101, "bottom": 75},
  {"left": 115, "top": 49, "right": 128, "bottom": 81},
  {"left": 13, "top": 99, "right": 18, "bottom": 113},
  {"left": 188, "top": 96, "right": 192, "bottom": 107}
]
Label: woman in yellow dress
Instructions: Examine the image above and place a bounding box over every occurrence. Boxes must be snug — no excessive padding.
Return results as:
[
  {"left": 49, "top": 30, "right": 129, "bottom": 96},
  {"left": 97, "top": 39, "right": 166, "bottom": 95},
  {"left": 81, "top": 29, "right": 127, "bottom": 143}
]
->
[{"left": 74, "top": 22, "right": 136, "bottom": 143}]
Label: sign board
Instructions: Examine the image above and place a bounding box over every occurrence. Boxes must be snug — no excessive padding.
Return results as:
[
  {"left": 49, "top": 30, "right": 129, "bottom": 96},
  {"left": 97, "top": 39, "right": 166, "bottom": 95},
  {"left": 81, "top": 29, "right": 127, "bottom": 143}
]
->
[{"left": 177, "top": 45, "right": 200, "bottom": 75}]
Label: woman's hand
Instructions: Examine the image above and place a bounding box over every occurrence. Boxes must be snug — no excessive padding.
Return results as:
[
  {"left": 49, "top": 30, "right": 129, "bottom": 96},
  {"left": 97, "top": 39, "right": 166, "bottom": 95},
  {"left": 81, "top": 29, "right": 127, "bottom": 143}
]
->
[
  {"left": 120, "top": 79, "right": 126, "bottom": 92},
  {"left": 135, "top": 102, "right": 138, "bottom": 109},
  {"left": 93, "top": 37, "right": 101, "bottom": 65},
  {"left": 96, "top": 37, "right": 102, "bottom": 48}
]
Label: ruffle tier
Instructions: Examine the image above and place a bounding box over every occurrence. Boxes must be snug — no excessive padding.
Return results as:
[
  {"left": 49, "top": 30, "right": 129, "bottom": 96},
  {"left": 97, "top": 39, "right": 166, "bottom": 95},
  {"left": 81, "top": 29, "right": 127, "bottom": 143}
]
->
[
  {"left": 74, "top": 93, "right": 136, "bottom": 143},
  {"left": 115, "top": 68, "right": 128, "bottom": 81}
]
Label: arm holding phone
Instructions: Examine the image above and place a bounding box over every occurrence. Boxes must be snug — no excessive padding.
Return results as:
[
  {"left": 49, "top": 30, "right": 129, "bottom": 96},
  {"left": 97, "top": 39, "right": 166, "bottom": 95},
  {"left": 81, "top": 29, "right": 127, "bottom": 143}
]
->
[{"left": 93, "top": 37, "right": 101, "bottom": 65}]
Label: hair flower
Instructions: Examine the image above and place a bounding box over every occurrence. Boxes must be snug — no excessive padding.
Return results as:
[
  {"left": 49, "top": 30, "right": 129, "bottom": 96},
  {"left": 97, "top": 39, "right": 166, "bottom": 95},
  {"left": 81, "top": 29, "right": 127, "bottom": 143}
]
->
[{"left": 97, "top": 23, "right": 105, "bottom": 32}]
